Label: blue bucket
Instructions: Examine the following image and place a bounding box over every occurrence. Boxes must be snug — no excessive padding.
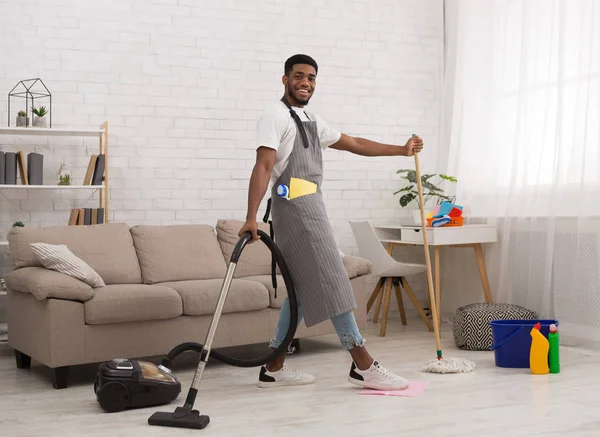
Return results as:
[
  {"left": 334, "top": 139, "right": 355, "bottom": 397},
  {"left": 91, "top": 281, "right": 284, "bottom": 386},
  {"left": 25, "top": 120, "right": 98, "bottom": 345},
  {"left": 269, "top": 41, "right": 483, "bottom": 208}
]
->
[{"left": 489, "top": 319, "right": 559, "bottom": 368}]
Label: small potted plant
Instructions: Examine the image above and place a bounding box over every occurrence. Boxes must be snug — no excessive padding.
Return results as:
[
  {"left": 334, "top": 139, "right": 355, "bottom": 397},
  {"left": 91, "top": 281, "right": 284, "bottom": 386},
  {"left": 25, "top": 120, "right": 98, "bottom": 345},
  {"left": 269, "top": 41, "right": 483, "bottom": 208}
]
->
[
  {"left": 16, "top": 110, "right": 28, "bottom": 127},
  {"left": 12, "top": 221, "right": 25, "bottom": 228},
  {"left": 32, "top": 106, "right": 48, "bottom": 128},
  {"left": 394, "top": 169, "right": 457, "bottom": 224}
]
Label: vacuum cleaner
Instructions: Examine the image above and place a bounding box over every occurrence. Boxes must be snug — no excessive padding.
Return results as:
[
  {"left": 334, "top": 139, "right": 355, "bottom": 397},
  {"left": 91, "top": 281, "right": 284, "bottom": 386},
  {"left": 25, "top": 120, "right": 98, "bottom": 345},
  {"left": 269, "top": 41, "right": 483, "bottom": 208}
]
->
[
  {"left": 94, "top": 230, "right": 298, "bottom": 430},
  {"left": 94, "top": 358, "right": 181, "bottom": 413}
]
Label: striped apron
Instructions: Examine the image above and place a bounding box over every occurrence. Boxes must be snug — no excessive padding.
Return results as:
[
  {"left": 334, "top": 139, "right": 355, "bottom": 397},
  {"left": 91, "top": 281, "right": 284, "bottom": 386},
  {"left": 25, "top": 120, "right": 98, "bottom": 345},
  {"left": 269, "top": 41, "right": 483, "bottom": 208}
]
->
[{"left": 266, "top": 98, "right": 356, "bottom": 328}]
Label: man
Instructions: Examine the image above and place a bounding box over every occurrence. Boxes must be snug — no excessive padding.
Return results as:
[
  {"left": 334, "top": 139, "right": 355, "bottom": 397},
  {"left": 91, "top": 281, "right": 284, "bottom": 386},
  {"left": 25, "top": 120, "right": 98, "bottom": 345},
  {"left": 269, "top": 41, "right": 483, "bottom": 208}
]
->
[{"left": 239, "top": 54, "right": 423, "bottom": 390}]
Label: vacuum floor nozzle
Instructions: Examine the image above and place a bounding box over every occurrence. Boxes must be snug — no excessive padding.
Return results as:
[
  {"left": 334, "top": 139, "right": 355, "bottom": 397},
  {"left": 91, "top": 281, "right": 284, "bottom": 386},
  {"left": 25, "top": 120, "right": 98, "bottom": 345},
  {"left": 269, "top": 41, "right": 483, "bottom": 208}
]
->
[{"left": 148, "top": 407, "right": 210, "bottom": 430}]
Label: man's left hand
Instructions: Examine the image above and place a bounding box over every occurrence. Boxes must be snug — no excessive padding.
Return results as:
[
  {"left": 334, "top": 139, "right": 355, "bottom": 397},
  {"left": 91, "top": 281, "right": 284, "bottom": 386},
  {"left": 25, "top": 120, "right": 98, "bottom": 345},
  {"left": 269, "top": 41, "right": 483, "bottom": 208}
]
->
[{"left": 404, "top": 135, "right": 423, "bottom": 156}]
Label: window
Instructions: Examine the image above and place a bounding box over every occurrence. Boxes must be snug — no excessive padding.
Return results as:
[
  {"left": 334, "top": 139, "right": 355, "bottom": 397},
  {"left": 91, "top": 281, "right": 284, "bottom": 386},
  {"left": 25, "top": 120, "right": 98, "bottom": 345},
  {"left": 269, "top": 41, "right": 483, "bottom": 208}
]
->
[{"left": 492, "top": 0, "right": 599, "bottom": 188}]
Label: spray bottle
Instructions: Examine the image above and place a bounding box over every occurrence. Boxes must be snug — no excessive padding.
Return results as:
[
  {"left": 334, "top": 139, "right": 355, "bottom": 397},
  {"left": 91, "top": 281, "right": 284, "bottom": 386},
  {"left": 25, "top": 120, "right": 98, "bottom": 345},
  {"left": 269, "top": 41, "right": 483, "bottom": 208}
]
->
[
  {"left": 548, "top": 323, "right": 560, "bottom": 374},
  {"left": 529, "top": 322, "right": 549, "bottom": 375}
]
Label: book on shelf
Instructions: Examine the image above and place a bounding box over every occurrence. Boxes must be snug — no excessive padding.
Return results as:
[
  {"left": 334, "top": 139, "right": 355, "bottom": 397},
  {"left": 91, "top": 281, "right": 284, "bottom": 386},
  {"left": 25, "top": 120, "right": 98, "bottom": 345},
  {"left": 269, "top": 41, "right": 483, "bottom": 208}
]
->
[
  {"left": 68, "top": 208, "right": 79, "bottom": 225},
  {"left": 0, "top": 151, "right": 4, "bottom": 184},
  {"left": 83, "top": 155, "right": 97, "bottom": 185},
  {"left": 3, "top": 152, "right": 17, "bottom": 184},
  {"left": 77, "top": 208, "right": 84, "bottom": 225},
  {"left": 68, "top": 207, "right": 104, "bottom": 226},
  {"left": 17, "top": 151, "right": 28, "bottom": 185},
  {"left": 92, "top": 154, "right": 105, "bottom": 185},
  {"left": 84, "top": 154, "right": 105, "bottom": 185},
  {"left": 27, "top": 152, "right": 43, "bottom": 185}
]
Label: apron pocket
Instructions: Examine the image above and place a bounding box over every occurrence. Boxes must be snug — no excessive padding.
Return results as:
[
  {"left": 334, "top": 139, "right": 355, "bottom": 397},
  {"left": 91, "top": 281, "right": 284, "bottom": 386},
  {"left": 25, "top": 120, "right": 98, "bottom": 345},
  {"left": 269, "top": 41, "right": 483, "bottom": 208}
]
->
[
  {"left": 288, "top": 194, "right": 333, "bottom": 244},
  {"left": 289, "top": 191, "right": 317, "bottom": 202}
]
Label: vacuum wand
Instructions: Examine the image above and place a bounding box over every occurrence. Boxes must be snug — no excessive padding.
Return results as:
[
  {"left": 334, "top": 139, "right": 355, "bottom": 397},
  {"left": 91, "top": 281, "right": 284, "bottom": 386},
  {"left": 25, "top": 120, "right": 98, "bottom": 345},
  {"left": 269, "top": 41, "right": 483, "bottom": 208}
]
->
[
  {"left": 148, "top": 262, "right": 237, "bottom": 429},
  {"left": 188, "top": 263, "right": 236, "bottom": 401},
  {"left": 148, "top": 230, "right": 299, "bottom": 430}
]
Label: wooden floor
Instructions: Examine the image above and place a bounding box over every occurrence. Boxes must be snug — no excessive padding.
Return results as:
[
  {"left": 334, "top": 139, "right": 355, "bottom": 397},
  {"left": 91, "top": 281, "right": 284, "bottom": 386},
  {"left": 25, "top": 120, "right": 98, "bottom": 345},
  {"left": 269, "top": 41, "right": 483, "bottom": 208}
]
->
[{"left": 0, "top": 315, "right": 598, "bottom": 437}]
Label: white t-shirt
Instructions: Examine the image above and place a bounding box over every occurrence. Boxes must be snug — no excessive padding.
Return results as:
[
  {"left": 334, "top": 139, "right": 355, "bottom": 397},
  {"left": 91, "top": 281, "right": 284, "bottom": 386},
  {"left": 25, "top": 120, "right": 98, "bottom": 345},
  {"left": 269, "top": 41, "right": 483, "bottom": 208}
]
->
[{"left": 256, "top": 101, "right": 342, "bottom": 185}]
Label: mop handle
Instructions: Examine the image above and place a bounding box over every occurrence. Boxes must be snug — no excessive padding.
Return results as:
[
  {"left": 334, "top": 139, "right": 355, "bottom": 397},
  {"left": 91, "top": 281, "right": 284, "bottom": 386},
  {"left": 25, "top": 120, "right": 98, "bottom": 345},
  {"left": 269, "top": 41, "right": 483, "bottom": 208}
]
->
[{"left": 413, "top": 138, "right": 443, "bottom": 355}]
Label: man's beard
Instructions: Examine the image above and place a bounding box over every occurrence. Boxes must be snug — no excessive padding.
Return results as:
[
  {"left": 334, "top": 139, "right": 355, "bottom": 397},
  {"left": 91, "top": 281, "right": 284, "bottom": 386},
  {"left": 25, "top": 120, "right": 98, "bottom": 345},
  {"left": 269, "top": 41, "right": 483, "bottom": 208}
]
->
[{"left": 287, "top": 83, "right": 312, "bottom": 105}]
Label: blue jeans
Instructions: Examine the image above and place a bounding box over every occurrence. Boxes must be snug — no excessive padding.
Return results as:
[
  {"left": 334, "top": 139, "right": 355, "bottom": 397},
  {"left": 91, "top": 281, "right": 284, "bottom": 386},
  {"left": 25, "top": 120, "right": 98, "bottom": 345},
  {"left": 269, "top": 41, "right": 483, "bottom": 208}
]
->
[{"left": 269, "top": 297, "right": 366, "bottom": 350}]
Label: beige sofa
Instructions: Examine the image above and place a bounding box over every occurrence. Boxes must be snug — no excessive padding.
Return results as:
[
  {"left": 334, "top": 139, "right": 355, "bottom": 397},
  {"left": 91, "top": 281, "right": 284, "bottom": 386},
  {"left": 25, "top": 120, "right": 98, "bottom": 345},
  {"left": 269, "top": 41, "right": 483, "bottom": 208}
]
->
[{"left": 4, "top": 220, "right": 371, "bottom": 389}]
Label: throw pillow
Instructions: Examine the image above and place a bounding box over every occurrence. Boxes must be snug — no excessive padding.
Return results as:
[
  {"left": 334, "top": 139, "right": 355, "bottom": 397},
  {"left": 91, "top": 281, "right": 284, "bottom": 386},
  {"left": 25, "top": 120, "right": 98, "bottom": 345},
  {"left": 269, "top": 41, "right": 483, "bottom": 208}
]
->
[{"left": 29, "top": 242, "right": 105, "bottom": 288}]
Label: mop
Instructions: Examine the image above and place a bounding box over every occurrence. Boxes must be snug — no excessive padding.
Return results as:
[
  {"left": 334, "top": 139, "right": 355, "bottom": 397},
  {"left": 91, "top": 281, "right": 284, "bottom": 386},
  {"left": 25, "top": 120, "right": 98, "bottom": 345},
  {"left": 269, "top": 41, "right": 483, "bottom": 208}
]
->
[{"left": 412, "top": 142, "right": 476, "bottom": 374}]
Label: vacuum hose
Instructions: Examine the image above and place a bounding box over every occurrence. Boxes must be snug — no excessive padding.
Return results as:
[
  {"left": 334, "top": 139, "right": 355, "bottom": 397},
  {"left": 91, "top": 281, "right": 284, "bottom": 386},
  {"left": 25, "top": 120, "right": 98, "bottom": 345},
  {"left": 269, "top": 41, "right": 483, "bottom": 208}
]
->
[{"left": 160, "top": 230, "right": 298, "bottom": 369}]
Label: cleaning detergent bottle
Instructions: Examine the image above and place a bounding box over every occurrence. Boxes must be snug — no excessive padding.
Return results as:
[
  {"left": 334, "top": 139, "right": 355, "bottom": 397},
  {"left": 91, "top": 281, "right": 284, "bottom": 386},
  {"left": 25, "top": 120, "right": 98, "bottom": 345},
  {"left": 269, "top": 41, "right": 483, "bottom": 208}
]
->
[
  {"left": 529, "top": 322, "right": 550, "bottom": 375},
  {"left": 548, "top": 323, "right": 560, "bottom": 374}
]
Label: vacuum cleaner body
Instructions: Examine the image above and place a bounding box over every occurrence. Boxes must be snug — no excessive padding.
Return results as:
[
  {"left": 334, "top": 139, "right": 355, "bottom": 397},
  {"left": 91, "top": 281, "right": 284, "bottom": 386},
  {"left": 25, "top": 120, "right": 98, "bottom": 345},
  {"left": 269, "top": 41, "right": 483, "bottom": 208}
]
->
[{"left": 95, "top": 358, "right": 181, "bottom": 413}]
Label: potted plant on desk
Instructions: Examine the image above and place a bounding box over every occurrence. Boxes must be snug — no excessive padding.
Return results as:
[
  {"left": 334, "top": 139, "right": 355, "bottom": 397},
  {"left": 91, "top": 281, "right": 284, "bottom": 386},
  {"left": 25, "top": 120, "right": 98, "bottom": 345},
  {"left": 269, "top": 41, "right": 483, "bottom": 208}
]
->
[{"left": 394, "top": 169, "right": 457, "bottom": 224}]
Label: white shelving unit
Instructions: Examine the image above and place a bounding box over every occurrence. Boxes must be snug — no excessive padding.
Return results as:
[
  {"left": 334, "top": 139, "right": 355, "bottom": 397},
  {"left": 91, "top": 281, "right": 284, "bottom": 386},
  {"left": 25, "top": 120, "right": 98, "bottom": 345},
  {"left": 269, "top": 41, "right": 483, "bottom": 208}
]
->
[
  {"left": 0, "top": 127, "right": 105, "bottom": 137},
  {"left": 0, "top": 184, "right": 105, "bottom": 189},
  {"left": 0, "top": 122, "right": 109, "bottom": 245}
]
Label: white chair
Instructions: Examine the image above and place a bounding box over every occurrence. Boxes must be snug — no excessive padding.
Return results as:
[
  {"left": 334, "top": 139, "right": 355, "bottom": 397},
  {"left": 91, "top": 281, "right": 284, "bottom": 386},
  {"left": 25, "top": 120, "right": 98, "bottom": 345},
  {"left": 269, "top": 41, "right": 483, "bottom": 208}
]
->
[{"left": 349, "top": 220, "right": 433, "bottom": 336}]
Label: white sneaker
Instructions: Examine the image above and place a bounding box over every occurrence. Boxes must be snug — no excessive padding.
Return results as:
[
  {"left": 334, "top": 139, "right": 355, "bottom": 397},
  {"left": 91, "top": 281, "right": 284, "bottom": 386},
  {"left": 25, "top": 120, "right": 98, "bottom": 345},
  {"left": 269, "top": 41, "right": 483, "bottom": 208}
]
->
[
  {"left": 258, "top": 364, "right": 315, "bottom": 388},
  {"left": 348, "top": 360, "right": 409, "bottom": 390}
]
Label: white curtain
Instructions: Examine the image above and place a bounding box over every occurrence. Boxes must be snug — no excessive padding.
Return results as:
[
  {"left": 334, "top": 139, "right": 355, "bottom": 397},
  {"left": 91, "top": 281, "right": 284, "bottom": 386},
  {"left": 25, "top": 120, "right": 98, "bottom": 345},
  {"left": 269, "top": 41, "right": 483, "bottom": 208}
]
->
[{"left": 441, "top": 0, "right": 600, "bottom": 345}]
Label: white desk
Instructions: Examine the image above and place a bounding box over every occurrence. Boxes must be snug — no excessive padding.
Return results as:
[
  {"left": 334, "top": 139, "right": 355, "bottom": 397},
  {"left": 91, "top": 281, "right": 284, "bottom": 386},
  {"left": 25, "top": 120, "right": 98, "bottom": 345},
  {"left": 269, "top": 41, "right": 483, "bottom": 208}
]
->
[{"left": 373, "top": 224, "right": 497, "bottom": 329}]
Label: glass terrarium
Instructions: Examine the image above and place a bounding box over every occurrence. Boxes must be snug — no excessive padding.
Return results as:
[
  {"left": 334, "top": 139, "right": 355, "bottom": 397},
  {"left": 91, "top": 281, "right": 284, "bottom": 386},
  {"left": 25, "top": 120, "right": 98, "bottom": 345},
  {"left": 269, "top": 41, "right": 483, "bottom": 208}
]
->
[
  {"left": 8, "top": 78, "right": 52, "bottom": 128},
  {"left": 57, "top": 163, "right": 71, "bottom": 186}
]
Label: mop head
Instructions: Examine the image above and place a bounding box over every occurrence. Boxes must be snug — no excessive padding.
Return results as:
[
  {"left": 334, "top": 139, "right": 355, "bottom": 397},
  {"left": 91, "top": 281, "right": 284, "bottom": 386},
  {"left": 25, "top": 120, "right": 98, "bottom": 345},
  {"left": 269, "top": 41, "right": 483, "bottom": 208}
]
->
[{"left": 423, "top": 356, "right": 476, "bottom": 374}]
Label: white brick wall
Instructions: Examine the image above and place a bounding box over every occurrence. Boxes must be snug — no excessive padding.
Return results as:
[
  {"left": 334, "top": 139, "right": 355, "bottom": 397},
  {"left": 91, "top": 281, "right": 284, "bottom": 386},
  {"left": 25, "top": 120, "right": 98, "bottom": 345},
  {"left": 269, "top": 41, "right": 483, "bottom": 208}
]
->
[{"left": 0, "top": 0, "right": 443, "bottom": 314}]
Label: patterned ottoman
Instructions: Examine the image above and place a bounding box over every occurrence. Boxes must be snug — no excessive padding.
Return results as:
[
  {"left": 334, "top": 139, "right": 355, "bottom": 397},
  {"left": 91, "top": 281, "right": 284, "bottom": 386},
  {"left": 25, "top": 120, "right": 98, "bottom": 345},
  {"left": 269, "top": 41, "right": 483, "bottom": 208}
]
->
[{"left": 453, "top": 303, "right": 538, "bottom": 351}]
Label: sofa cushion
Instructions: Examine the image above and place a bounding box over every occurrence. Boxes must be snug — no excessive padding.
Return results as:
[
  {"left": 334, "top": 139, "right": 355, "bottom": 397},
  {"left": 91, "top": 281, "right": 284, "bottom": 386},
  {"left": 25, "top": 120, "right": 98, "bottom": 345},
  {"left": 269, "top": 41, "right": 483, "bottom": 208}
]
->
[
  {"left": 245, "top": 275, "right": 287, "bottom": 308},
  {"left": 343, "top": 255, "right": 373, "bottom": 278},
  {"left": 84, "top": 284, "right": 182, "bottom": 325},
  {"left": 130, "top": 224, "right": 227, "bottom": 284},
  {"left": 5, "top": 266, "right": 94, "bottom": 302},
  {"left": 30, "top": 243, "right": 105, "bottom": 288},
  {"left": 7, "top": 223, "right": 142, "bottom": 285},
  {"left": 159, "top": 279, "right": 269, "bottom": 316},
  {"left": 215, "top": 219, "right": 280, "bottom": 277}
]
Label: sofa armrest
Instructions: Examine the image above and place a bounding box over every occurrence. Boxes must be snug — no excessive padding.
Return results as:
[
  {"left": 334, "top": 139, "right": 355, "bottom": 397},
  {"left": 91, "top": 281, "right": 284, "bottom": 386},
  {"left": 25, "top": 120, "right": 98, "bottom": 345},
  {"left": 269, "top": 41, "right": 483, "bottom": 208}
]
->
[
  {"left": 343, "top": 255, "right": 372, "bottom": 279},
  {"left": 5, "top": 267, "right": 94, "bottom": 302}
]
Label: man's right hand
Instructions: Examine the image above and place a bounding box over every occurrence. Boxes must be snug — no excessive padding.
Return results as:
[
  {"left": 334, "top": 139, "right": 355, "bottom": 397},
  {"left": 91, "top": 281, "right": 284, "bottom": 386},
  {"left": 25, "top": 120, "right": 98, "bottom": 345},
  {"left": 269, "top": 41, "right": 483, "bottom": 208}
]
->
[{"left": 238, "top": 219, "right": 260, "bottom": 243}]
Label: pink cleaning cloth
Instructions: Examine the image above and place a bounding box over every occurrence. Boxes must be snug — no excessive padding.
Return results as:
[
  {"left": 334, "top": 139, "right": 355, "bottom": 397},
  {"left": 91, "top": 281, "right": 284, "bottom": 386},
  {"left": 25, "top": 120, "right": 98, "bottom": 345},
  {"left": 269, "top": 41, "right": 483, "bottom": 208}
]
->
[{"left": 358, "top": 380, "right": 430, "bottom": 397}]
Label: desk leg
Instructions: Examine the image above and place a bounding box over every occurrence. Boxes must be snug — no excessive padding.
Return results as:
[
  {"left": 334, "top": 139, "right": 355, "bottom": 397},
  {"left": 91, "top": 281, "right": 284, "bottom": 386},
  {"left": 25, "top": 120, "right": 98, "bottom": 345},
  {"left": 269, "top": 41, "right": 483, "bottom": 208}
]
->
[
  {"left": 434, "top": 246, "right": 441, "bottom": 337},
  {"left": 474, "top": 244, "right": 493, "bottom": 303}
]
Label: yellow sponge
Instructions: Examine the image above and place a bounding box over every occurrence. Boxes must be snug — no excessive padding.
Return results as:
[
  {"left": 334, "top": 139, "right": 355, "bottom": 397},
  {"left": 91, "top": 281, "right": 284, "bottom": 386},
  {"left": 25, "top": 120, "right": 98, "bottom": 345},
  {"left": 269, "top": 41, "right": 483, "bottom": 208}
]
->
[{"left": 289, "top": 177, "right": 317, "bottom": 199}]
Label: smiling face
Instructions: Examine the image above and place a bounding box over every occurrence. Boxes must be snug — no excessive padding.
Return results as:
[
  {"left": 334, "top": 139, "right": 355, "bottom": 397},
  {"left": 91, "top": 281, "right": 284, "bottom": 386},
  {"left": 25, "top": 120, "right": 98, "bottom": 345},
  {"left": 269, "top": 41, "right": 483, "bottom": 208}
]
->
[{"left": 282, "top": 64, "right": 317, "bottom": 107}]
